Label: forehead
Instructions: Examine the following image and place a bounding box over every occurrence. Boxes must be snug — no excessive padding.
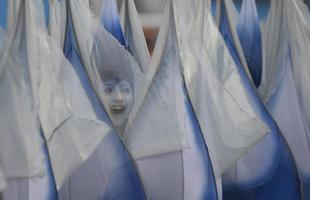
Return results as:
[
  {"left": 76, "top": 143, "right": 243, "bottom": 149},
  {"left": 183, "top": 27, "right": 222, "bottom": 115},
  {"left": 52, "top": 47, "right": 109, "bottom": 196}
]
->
[
  {"left": 103, "top": 79, "right": 131, "bottom": 86},
  {"left": 102, "top": 70, "right": 130, "bottom": 81}
]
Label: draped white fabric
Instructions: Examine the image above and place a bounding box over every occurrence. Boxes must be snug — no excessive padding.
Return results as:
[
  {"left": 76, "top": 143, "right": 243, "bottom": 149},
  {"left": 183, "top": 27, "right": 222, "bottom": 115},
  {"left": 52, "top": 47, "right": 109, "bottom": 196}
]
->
[
  {"left": 1, "top": 179, "right": 29, "bottom": 200},
  {"left": 215, "top": 0, "right": 238, "bottom": 27},
  {"left": 285, "top": 0, "right": 310, "bottom": 136},
  {"left": 172, "top": 0, "right": 268, "bottom": 178},
  {"left": 39, "top": 34, "right": 112, "bottom": 190},
  {"left": 119, "top": 0, "right": 150, "bottom": 73},
  {"left": 123, "top": 2, "right": 188, "bottom": 159},
  {"left": 225, "top": 0, "right": 239, "bottom": 27},
  {"left": 0, "top": 0, "right": 45, "bottom": 179},
  {"left": 0, "top": 0, "right": 112, "bottom": 190},
  {"left": 260, "top": 1, "right": 287, "bottom": 101},
  {"left": 132, "top": 2, "right": 218, "bottom": 199},
  {"left": 39, "top": 4, "right": 112, "bottom": 191},
  {"left": 261, "top": 0, "right": 310, "bottom": 182},
  {"left": 0, "top": 26, "right": 6, "bottom": 46},
  {"left": 68, "top": 0, "right": 97, "bottom": 71},
  {"left": 0, "top": 28, "right": 7, "bottom": 190},
  {"left": 89, "top": 0, "right": 150, "bottom": 73},
  {"left": 48, "top": 0, "right": 67, "bottom": 47},
  {"left": 6, "top": 0, "right": 20, "bottom": 35},
  {"left": 0, "top": 168, "right": 6, "bottom": 191},
  {"left": 89, "top": 0, "right": 103, "bottom": 17}
]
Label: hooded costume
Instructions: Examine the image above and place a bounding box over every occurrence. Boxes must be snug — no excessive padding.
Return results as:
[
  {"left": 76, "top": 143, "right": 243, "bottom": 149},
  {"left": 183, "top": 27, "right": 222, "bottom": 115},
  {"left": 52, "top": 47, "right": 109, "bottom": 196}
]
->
[{"left": 56, "top": 0, "right": 146, "bottom": 199}]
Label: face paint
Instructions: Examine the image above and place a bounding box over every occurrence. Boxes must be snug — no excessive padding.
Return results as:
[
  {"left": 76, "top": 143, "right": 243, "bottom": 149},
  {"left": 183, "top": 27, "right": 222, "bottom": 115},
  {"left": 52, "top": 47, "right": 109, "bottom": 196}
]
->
[{"left": 102, "top": 78, "right": 133, "bottom": 129}]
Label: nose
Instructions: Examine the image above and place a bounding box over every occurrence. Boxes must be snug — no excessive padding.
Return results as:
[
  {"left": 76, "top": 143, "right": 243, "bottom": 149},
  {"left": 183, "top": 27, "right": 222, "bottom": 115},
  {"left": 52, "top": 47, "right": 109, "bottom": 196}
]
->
[{"left": 112, "top": 87, "right": 125, "bottom": 103}]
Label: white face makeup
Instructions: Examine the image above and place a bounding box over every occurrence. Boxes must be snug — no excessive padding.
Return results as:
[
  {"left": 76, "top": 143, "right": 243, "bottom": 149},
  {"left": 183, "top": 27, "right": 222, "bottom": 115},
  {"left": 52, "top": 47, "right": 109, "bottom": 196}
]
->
[{"left": 102, "top": 78, "right": 134, "bottom": 130}]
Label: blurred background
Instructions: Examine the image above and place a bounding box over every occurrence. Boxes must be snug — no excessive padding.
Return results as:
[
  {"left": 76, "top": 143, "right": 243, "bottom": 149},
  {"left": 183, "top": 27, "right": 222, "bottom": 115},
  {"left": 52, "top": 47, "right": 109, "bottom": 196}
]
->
[
  {"left": 134, "top": 0, "right": 310, "bottom": 52},
  {"left": 1, "top": 0, "right": 310, "bottom": 52}
]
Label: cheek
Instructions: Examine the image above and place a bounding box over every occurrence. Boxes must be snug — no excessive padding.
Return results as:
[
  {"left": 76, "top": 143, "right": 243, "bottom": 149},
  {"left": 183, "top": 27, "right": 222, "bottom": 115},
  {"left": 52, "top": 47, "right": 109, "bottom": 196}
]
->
[
  {"left": 102, "top": 94, "right": 113, "bottom": 106},
  {"left": 124, "top": 93, "right": 134, "bottom": 106}
]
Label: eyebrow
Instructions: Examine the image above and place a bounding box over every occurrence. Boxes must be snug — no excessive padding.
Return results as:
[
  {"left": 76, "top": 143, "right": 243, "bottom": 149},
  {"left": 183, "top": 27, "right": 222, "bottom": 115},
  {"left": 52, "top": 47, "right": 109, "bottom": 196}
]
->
[
  {"left": 119, "top": 81, "right": 131, "bottom": 86},
  {"left": 103, "top": 80, "right": 118, "bottom": 86}
]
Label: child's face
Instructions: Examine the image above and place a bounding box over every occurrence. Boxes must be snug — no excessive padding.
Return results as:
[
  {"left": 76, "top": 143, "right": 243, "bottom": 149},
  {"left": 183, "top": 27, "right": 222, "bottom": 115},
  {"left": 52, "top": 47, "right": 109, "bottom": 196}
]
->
[{"left": 102, "top": 78, "right": 133, "bottom": 128}]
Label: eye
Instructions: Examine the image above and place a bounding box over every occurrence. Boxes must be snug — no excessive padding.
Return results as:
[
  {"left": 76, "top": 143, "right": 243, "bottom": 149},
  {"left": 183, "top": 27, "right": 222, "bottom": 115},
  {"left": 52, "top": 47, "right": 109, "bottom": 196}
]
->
[
  {"left": 122, "top": 87, "right": 131, "bottom": 93},
  {"left": 104, "top": 86, "right": 113, "bottom": 94}
]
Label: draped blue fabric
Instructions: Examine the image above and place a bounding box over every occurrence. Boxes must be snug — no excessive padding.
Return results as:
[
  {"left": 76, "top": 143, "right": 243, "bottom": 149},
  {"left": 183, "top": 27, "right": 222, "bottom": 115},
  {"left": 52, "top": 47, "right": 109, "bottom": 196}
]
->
[
  {"left": 62, "top": 12, "right": 146, "bottom": 200},
  {"left": 210, "top": 0, "right": 217, "bottom": 18},
  {"left": 183, "top": 84, "right": 218, "bottom": 199},
  {"left": 43, "top": 0, "right": 49, "bottom": 27},
  {"left": 99, "top": 0, "right": 126, "bottom": 47},
  {"left": 218, "top": 2, "right": 302, "bottom": 200},
  {"left": 0, "top": 0, "right": 7, "bottom": 29},
  {"left": 236, "top": 0, "right": 262, "bottom": 88}
]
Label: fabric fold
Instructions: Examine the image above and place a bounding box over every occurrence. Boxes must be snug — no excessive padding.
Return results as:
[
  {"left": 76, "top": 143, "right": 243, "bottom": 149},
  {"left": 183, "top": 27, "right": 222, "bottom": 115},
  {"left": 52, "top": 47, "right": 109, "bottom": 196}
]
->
[
  {"left": 217, "top": 0, "right": 302, "bottom": 199},
  {"left": 261, "top": 0, "right": 310, "bottom": 197},
  {"left": 173, "top": 0, "right": 269, "bottom": 179}
]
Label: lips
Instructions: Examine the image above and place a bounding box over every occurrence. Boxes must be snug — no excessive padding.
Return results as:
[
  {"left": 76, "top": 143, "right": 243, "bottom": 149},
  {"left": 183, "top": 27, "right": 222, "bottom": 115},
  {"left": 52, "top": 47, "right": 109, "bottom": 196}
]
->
[{"left": 110, "top": 105, "right": 126, "bottom": 115}]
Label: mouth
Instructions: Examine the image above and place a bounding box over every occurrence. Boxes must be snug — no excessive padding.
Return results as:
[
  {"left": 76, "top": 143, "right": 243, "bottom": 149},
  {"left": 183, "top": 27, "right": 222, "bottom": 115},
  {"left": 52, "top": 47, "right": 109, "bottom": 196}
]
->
[{"left": 110, "top": 105, "right": 126, "bottom": 115}]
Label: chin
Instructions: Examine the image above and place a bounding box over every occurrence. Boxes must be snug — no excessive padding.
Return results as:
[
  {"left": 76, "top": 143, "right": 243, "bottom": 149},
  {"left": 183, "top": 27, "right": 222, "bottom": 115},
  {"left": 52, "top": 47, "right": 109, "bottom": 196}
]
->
[{"left": 111, "top": 114, "right": 128, "bottom": 129}]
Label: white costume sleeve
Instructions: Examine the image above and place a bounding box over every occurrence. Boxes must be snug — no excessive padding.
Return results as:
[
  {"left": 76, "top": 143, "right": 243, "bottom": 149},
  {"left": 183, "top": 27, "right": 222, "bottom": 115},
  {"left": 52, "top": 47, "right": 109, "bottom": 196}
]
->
[{"left": 6, "top": 0, "right": 20, "bottom": 35}]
